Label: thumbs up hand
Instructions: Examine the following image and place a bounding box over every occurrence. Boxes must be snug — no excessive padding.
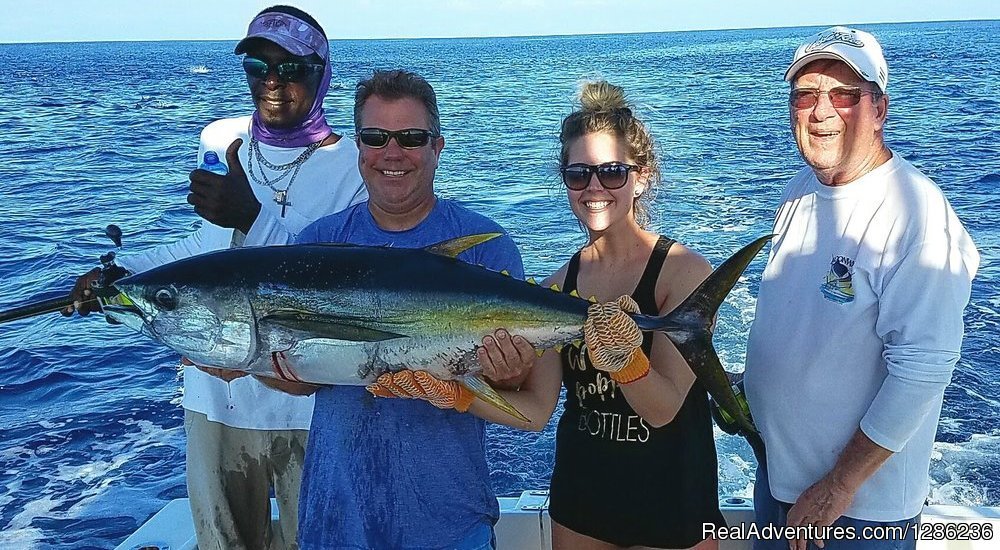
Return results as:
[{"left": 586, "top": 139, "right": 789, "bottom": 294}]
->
[{"left": 187, "top": 138, "right": 261, "bottom": 234}]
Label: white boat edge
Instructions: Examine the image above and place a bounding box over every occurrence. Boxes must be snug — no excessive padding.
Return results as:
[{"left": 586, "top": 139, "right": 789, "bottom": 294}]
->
[{"left": 115, "top": 492, "right": 1000, "bottom": 550}]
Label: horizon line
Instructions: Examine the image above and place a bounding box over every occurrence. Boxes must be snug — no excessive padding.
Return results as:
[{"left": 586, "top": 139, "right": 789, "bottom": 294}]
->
[{"left": 1, "top": 17, "right": 996, "bottom": 46}]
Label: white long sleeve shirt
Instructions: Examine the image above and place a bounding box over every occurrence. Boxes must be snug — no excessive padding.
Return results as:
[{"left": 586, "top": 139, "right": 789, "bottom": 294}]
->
[
  {"left": 745, "top": 152, "right": 979, "bottom": 521},
  {"left": 117, "top": 116, "right": 367, "bottom": 430}
]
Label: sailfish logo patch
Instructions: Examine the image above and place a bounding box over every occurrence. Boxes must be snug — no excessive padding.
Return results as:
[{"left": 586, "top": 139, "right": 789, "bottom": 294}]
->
[{"left": 821, "top": 255, "right": 855, "bottom": 303}]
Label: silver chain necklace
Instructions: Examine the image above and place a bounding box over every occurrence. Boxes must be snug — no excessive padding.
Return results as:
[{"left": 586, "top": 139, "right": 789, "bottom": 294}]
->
[{"left": 247, "top": 136, "right": 324, "bottom": 217}]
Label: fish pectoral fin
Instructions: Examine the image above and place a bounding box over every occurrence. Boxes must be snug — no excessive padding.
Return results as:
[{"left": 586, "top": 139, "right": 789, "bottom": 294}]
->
[
  {"left": 261, "top": 310, "right": 406, "bottom": 342},
  {"left": 460, "top": 375, "right": 530, "bottom": 423},
  {"left": 423, "top": 233, "right": 501, "bottom": 258}
]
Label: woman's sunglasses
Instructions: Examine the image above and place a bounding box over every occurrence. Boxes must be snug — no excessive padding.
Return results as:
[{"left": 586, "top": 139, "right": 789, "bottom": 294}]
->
[
  {"left": 357, "top": 128, "right": 438, "bottom": 149},
  {"left": 242, "top": 57, "right": 324, "bottom": 83},
  {"left": 560, "top": 162, "right": 641, "bottom": 191},
  {"left": 789, "top": 86, "right": 879, "bottom": 109}
]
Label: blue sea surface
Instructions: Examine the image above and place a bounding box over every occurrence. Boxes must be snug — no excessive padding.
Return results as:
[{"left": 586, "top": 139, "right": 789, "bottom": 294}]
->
[{"left": 1, "top": 21, "right": 998, "bottom": 549}]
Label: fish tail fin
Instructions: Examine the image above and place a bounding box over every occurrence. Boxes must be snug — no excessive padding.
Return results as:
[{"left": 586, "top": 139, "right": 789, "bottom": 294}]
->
[
  {"left": 676, "top": 334, "right": 758, "bottom": 435},
  {"left": 631, "top": 235, "right": 773, "bottom": 435},
  {"left": 460, "top": 374, "right": 530, "bottom": 423},
  {"left": 637, "top": 234, "right": 774, "bottom": 331}
]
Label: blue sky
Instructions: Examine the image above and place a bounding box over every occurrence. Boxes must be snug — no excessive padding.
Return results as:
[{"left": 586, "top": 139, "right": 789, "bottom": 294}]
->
[{"left": 1, "top": 0, "right": 998, "bottom": 43}]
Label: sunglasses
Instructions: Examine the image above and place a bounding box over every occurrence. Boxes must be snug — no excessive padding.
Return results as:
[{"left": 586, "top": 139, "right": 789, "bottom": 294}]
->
[
  {"left": 242, "top": 57, "right": 324, "bottom": 83},
  {"left": 789, "top": 86, "right": 878, "bottom": 109},
  {"left": 357, "top": 128, "right": 438, "bottom": 149},
  {"left": 560, "top": 162, "right": 641, "bottom": 191}
]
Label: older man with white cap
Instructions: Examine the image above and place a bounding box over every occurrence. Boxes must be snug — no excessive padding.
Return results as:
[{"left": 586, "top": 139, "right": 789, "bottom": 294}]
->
[
  {"left": 65, "top": 5, "right": 366, "bottom": 549},
  {"left": 743, "top": 26, "right": 979, "bottom": 550}
]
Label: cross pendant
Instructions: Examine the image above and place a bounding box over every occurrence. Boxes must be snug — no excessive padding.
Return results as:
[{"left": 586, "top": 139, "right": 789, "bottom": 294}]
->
[{"left": 274, "top": 190, "right": 291, "bottom": 217}]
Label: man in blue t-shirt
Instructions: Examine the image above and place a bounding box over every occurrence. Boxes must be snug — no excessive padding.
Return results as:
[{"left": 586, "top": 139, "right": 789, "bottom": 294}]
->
[{"left": 268, "top": 69, "right": 531, "bottom": 549}]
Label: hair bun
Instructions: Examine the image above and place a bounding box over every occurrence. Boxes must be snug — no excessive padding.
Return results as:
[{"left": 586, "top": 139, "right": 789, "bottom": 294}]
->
[{"left": 579, "top": 80, "right": 629, "bottom": 112}]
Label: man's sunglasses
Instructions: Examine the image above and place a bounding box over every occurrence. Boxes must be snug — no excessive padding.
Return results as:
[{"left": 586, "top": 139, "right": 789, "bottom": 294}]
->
[
  {"left": 560, "top": 162, "right": 641, "bottom": 191},
  {"left": 789, "top": 86, "right": 879, "bottom": 109},
  {"left": 242, "top": 57, "right": 324, "bottom": 83},
  {"left": 357, "top": 128, "right": 438, "bottom": 149}
]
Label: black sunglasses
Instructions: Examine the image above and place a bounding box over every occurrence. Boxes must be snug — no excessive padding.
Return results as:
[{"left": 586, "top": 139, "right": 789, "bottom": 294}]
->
[
  {"left": 560, "top": 162, "right": 641, "bottom": 191},
  {"left": 357, "top": 128, "right": 438, "bottom": 149},
  {"left": 242, "top": 57, "right": 324, "bottom": 83},
  {"left": 789, "top": 86, "right": 879, "bottom": 109}
]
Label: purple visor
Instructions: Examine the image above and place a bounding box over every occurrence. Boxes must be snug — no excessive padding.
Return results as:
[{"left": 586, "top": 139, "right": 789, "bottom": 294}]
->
[{"left": 234, "top": 12, "right": 329, "bottom": 61}]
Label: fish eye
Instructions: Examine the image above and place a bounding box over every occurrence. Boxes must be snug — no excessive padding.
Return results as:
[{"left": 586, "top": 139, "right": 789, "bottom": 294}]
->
[{"left": 151, "top": 287, "right": 178, "bottom": 311}]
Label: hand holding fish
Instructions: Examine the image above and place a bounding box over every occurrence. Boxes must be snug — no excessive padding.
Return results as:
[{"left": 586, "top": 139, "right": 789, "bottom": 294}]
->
[
  {"left": 584, "top": 296, "right": 650, "bottom": 384},
  {"left": 188, "top": 138, "right": 261, "bottom": 234},
  {"left": 367, "top": 370, "right": 475, "bottom": 412},
  {"left": 477, "top": 329, "right": 537, "bottom": 390}
]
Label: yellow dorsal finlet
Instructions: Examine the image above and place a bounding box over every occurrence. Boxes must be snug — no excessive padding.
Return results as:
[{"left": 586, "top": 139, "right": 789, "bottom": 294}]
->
[
  {"left": 569, "top": 289, "right": 580, "bottom": 298},
  {"left": 588, "top": 295, "right": 598, "bottom": 303},
  {"left": 526, "top": 277, "right": 537, "bottom": 285},
  {"left": 549, "top": 284, "right": 561, "bottom": 292}
]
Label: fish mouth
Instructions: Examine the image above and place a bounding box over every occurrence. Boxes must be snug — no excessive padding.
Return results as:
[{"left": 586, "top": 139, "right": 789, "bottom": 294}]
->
[
  {"left": 102, "top": 291, "right": 140, "bottom": 313},
  {"left": 103, "top": 303, "right": 143, "bottom": 317},
  {"left": 101, "top": 292, "right": 149, "bottom": 328}
]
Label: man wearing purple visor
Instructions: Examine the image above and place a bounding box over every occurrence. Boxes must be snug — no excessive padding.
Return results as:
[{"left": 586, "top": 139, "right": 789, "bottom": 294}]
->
[{"left": 64, "top": 5, "right": 366, "bottom": 550}]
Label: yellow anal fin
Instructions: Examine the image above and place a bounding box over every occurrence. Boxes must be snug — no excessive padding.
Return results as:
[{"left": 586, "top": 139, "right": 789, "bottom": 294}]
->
[{"left": 460, "top": 375, "right": 530, "bottom": 423}]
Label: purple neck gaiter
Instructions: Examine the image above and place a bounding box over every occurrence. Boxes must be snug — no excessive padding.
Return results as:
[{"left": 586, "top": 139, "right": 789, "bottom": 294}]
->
[{"left": 251, "top": 61, "right": 333, "bottom": 148}]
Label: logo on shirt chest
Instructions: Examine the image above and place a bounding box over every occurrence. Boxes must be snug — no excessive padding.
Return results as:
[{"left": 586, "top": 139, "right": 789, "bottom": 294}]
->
[{"left": 821, "top": 255, "right": 855, "bottom": 304}]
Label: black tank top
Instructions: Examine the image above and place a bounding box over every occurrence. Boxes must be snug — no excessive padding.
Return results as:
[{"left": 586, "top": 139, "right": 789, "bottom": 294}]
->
[{"left": 548, "top": 236, "right": 726, "bottom": 548}]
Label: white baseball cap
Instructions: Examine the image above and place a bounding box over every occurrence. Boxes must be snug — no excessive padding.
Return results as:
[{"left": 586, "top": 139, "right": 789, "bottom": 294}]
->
[{"left": 784, "top": 26, "right": 888, "bottom": 93}]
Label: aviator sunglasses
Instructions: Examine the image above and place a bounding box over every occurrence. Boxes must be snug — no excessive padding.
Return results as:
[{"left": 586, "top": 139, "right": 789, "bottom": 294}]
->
[
  {"left": 560, "top": 162, "right": 641, "bottom": 191},
  {"left": 242, "top": 57, "right": 324, "bottom": 83},
  {"left": 789, "top": 86, "right": 879, "bottom": 109},
  {"left": 357, "top": 128, "right": 438, "bottom": 149}
]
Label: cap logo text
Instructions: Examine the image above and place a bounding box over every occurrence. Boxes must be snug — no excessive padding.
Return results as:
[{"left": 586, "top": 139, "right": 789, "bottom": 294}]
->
[
  {"left": 260, "top": 16, "right": 289, "bottom": 31},
  {"left": 805, "top": 29, "right": 864, "bottom": 52}
]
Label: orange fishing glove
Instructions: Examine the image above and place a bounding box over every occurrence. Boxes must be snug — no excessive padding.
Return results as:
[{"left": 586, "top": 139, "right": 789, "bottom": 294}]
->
[
  {"left": 583, "top": 295, "right": 650, "bottom": 384},
  {"left": 366, "top": 370, "right": 475, "bottom": 412}
]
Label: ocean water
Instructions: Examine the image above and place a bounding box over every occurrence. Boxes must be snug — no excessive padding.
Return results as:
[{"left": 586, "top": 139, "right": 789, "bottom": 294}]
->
[{"left": 0, "top": 20, "right": 997, "bottom": 549}]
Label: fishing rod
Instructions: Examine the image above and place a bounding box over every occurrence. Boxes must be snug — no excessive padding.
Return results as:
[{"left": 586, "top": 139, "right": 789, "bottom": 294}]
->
[
  {"left": 0, "top": 295, "right": 87, "bottom": 324},
  {"left": 0, "top": 225, "right": 128, "bottom": 326}
]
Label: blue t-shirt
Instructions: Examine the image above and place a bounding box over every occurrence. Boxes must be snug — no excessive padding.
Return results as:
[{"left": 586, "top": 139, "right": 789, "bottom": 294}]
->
[{"left": 295, "top": 198, "right": 524, "bottom": 550}]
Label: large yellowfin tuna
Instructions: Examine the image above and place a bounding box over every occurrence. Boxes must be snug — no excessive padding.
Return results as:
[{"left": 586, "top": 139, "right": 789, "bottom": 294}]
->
[{"left": 95, "top": 234, "right": 770, "bottom": 426}]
